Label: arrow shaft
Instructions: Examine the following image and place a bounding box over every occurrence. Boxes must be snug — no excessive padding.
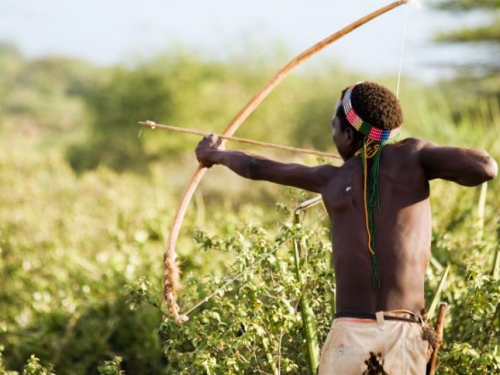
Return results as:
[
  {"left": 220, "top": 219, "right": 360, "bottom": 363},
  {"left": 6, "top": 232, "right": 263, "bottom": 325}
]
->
[{"left": 140, "top": 121, "right": 340, "bottom": 159}]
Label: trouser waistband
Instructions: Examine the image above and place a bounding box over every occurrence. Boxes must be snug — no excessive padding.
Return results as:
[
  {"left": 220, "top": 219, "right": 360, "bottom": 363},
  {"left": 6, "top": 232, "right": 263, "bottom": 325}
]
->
[{"left": 334, "top": 310, "right": 422, "bottom": 324}]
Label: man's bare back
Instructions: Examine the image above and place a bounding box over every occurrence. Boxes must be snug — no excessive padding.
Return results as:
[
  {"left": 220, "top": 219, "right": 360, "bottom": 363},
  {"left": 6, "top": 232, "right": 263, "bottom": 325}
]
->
[{"left": 324, "top": 137, "right": 433, "bottom": 316}]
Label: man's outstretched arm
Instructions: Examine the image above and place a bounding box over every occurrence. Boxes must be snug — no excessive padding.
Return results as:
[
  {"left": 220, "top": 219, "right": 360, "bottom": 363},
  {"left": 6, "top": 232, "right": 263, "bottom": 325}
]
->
[
  {"left": 419, "top": 139, "right": 498, "bottom": 186},
  {"left": 196, "top": 134, "right": 336, "bottom": 193}
]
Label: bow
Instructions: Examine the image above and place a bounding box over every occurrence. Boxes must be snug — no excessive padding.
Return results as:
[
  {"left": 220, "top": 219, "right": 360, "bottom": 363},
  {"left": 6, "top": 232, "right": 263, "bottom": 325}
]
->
[{"left": 164, "top": 0, "right": 409, "bottom": 323}]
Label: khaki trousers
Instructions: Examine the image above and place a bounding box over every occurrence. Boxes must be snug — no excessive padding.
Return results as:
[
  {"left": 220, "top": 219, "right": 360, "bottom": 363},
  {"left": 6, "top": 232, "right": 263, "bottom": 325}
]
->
[{"left": 318, "top": 313, "right": 428, "bottom": 375}]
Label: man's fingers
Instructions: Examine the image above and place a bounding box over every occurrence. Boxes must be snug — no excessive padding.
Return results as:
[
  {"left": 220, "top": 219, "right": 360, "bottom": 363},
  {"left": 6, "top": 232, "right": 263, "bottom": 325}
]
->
[
  {"left": 204, "top": 133, "right": 225, "bottom": 150},
  {"left": 214, "top": 135, "right": 225, "bottom": 150},
  {"left": 204, "top": 133, "right": 218, "bottom": 142}
]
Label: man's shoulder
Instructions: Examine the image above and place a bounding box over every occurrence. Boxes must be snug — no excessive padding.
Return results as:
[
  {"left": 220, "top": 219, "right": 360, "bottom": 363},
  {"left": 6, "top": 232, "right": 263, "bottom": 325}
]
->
[
  {"left": 391, "top": 137, "right": 434, "bottom": 156},
  {"left": 396, "top": 137, "right": 431, "bottom": 150},
  {"left": 315, "top": 164, "right": 341, "bottom": 180},
  {"left": 384, "top": 137, "right": 433, "bottom": 172}
]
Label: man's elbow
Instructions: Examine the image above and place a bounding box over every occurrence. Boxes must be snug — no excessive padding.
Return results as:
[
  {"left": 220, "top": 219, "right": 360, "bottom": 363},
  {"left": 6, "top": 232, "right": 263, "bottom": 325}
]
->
[
  {"left": 459, "top": 152, "right": 498, "bottom": 186},
  {"left": 481, "top": 153, "right": 498, "bottom": 182}
]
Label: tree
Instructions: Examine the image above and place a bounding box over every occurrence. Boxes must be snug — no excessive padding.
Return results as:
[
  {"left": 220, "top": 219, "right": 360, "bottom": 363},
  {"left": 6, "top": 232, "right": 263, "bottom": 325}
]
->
[
  {"left": 67, "top": 63, "right": 173, "bottom": 173},
  {"left": 432, "top": 0, "right": 500, "bottom": 74}
]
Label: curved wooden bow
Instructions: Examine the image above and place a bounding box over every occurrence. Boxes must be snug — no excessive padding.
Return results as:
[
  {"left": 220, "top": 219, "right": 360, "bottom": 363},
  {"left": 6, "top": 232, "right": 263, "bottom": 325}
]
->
[{"left": 164, "top": 0, "right": 408, "bottom": 323}]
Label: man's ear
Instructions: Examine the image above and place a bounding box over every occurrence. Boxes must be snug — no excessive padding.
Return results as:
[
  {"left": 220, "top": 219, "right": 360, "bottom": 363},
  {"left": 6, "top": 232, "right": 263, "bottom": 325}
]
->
[{"left": 345, "top": 126, "right": 356, "bottom": 145}]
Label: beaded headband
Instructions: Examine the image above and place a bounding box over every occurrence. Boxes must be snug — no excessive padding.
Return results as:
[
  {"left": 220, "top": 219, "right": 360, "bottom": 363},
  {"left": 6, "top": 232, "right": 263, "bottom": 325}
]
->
[{"left": 335, "top": 82, "right": 400, "bottom": 142}]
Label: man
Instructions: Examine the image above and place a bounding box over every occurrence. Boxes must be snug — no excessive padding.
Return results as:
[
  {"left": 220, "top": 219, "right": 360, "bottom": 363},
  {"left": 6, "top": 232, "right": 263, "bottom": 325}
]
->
[{"left": 195, "top": 82, "right": 497, "bottom": 374}]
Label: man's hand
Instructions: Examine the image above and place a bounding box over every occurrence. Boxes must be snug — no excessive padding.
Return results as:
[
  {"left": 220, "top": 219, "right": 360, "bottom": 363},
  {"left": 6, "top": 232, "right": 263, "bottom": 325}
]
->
[{"left": 195, "top": 134, "right": 225, "bottom": 168}]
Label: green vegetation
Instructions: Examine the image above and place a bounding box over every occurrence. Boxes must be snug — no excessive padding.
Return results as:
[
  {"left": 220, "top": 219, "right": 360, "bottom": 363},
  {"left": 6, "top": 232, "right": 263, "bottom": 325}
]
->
[{"left": 0, "top": 42, "right": 499, "bottom": 374}]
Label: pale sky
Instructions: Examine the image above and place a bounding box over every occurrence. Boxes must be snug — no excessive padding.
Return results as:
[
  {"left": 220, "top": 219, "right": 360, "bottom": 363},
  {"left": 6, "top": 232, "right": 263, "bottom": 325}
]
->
[{"left": 0, "top": 1, "right": 471, "bottom": 81}]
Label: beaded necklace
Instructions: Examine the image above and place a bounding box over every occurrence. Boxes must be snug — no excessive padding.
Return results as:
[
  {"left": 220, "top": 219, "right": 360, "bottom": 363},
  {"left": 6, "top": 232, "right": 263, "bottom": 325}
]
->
[{"left": 339, "top": 83, "right": 401, "bottom": 290}]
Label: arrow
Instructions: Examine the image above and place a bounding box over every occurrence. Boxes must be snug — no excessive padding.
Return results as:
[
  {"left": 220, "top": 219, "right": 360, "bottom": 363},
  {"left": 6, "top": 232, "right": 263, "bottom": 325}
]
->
[{"left": 139, "top": 121, "right": 341, "bottom": 159}]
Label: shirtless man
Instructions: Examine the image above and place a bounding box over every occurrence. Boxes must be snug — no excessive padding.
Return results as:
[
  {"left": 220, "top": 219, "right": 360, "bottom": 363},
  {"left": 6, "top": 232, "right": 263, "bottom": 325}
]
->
[{"left": 195, "top": 82, "right": 497, "bottom": 374}]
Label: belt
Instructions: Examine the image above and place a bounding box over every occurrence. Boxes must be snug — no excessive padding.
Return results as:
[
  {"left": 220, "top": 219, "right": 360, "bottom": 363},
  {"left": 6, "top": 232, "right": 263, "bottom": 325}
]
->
[{"left": 335, "top": 310, "right": 421, "bottom": 324}]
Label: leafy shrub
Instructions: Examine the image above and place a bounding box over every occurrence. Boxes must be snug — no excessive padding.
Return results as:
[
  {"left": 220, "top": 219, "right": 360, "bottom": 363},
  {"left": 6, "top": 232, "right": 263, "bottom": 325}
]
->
[{"left": 128, "top": 217, "right": 334, "bottom": 374}]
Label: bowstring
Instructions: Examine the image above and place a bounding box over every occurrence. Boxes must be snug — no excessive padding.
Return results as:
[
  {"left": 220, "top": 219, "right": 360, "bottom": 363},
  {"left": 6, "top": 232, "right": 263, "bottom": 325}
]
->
[{"left": 396, "top": 1, "right": 419, "bottom": 98}]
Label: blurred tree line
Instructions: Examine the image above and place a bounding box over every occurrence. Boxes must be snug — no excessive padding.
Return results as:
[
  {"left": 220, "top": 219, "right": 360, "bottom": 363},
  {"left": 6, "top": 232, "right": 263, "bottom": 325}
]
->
[
  {"left": 431, "top": 0, "right": 500, "bottom": 117},
  {"left": 0, "top": 42, "right": 98, "bottom": 143},
  {"left": 1, "top": 0, "right": 499, "bottom": 175},
  {"left": 0, "top": 42, "right": 357, "bottom": 173},
  {"left": 433, "top": 0, "right": 500, "bottom": 58}
]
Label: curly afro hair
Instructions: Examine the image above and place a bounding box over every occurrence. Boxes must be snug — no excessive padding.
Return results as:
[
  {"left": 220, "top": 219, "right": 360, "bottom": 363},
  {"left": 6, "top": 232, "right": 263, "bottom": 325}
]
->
[{"left": 337, "top": 82, "right": 403, "bottom": 133}]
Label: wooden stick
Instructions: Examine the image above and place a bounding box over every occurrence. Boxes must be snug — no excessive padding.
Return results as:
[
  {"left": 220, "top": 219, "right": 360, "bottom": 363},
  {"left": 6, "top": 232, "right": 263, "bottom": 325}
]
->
[
  {"left": 428, "top": 302, "right": 448, "bottom": 375},
  {"left": 139, "top": 121, "right": 341, "bottom": 159}
]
